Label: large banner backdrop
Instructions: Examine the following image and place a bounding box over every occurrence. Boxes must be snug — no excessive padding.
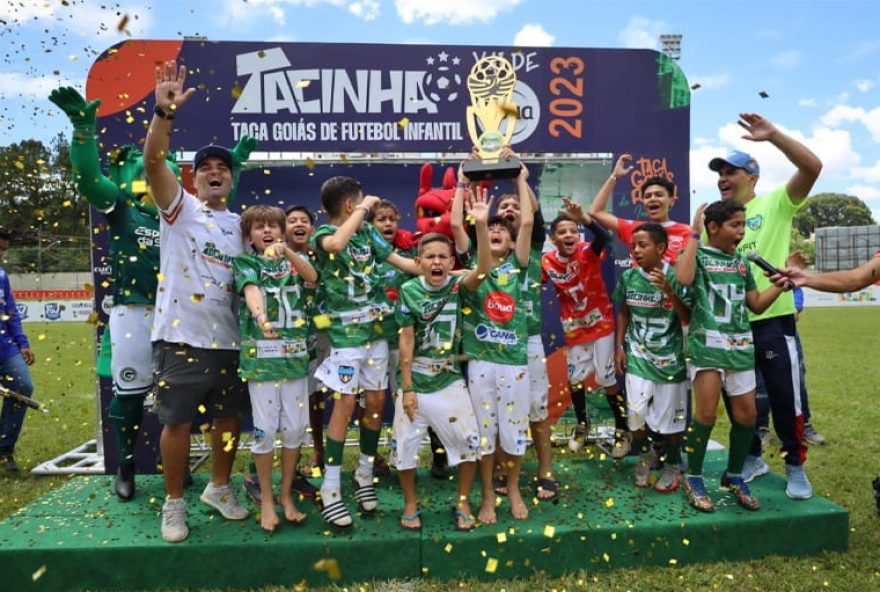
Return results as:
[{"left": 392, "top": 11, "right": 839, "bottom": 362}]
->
[{"left": 87, "top": 40, "right": 691, "bottom": 473}]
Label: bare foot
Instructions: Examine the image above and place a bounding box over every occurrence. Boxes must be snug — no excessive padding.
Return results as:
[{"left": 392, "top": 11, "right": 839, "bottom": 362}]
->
[
  {"left": 478, "top": 497, "right": 497, "bottom": 524},
  {"left": 280, "top": 495, "right": 306, "bottom": 524},
  {"left": 260, "top": 500, "right": 280, "bottom": 532},
  {"left": 507, "top": 486, "right": 529, "bottom": 520}
]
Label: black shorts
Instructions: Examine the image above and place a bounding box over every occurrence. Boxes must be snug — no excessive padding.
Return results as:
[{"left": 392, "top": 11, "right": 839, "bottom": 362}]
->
[{"left": 152, "top": 341, "right": 249, "bottom": 425}]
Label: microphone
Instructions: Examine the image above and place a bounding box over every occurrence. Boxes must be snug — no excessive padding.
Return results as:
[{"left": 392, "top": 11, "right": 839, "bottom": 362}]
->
[{"left": 746, "top": 251, "right": 791, "bottom": 290}]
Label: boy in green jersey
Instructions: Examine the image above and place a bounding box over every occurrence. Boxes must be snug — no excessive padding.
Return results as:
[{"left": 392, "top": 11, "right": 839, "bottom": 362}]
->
[
  {"left": 455, "top": 164, "right": 534, "bottom": 524},
  {"left": 394, "top": 188, "right": 493, "bottom": 531},
  {"left": 676, "top": 200, "right": 785, "bottom": 513},
  {"left": 234, "top": 205, "right": 319, "bottom": 532},
  {"left": 311, "top": 177, "right": 419, "bottom": 528},
  {"left": 613, "top": 223, "right": 690, "bottom": 493}
]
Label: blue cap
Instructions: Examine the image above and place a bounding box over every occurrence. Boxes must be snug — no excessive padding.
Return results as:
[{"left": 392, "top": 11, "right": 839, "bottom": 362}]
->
[
  {"left": 708, "top": 150, "right": 760, "bottom": 176},
  {"left": 193, "top": 145, "right": 233, "bottom": 171}
]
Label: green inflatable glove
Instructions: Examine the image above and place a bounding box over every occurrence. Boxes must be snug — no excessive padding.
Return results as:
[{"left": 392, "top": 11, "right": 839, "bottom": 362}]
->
[{"left": 48, "top": 86, "right": 101, "bottom": 134}]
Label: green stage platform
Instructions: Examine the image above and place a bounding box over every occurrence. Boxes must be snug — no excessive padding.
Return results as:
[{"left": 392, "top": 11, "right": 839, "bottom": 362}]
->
[{"left": 0, "top": 450, "right": 848, "bottom": 591}]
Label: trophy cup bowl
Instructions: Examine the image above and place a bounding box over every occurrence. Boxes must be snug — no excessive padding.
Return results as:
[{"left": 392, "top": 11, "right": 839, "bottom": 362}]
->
[{"left": 461, "top": 55, "right": 522, "bottom": 181}]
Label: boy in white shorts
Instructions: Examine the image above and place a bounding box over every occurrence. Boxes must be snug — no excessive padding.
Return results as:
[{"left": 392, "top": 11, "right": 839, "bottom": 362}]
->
[
  {"left": 457, "top": 166, "right": 534, "bottom": 524},
  {"left": 676, "top": 200, "right": 784, "bottom": 512},
  {"left": 234, "top": 205, "right": 318, "bottom": 532},
  {"left": 612, "top": 223, "right": 691, "bottom": 493},
  {"left": 311, "top": 177, "right": 419, "bottom": 528},
  {"left": 393, "top": 189, "right": 492, "bottom": 531},
  {"left": 542, "top": 199, "right": 630, "bottom": 458}
]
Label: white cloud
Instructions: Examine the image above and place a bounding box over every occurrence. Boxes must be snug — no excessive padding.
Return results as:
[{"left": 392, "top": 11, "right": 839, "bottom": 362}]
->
[
  {"left": 772, "top": 50, "right": 800, "bottom": 70},
  {"left": 218, "top": 0, "right": 379, "bottom": 27},
  {"left": 395, "top": 0, "right": 521, "bottom": 25},
  {"left": 0, "top": 72, "right": 78, "bottom": 99},
  {"left": 688, "top": 73, "right": 732, "bottom": 90},
  {"left": 852, "top": 160, "right": 880, "bottom": 183},
  {"left": 821, "top": 104, "right": 880, "bottom": 144},
  {"left": 855, "top": 79, "right": 876, "bottom": 93},
  {"left": 690, "top": 122, "right": 861, "bottom": 205},
  {"left": 618, "top": 15, "right": 669, "bottom": 49},
  {"left": 513, "top": 23, "right": 554, "bottom": 47},
  {"left": 799, "top": 98, "right": 816, "bottom": 107},
  {"left": 846, "top": 184, "right": 880, "bottom": 201}
]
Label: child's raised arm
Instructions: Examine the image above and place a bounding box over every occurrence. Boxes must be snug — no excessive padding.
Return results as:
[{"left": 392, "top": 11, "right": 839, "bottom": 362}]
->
[
  {"left": 587, "top": 154, "right": 633, "bottom": 234},
  {"left": 317, "top": 194, "right": 380, "bottom": 254},
  {"left": 462, "top": 186, "right": 493, "bottom": 292},
  {"left": 675, "top": 203, "right": 706, "bottom": 287},
  {"left": 513, "top": 161, "right": 534, "bottom": 267},
  {"left": 450, "top": 161, "right": 474, "bottom": 257}
]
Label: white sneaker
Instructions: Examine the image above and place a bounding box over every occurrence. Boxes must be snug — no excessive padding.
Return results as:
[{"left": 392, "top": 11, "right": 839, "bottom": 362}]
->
[
  {"left": 568, "top": 424, "right": 589, "bottom": 452},
  {"left": 161, "top": 497, "right": 189, "bottom": 543},
  {"left": 611, "top": 432, "right": 632, "bottom": 460},
  {"left": 200, "top": 482, "right": 249, "bottom": 520},
  {"left": 742, "top": 455, "right": 770, "bottom": 483}
]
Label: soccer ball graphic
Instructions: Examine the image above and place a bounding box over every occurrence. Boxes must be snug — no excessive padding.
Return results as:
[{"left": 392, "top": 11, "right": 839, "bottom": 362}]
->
[{"left": 424, "top": 65, "right": 461, "bottom": 103}]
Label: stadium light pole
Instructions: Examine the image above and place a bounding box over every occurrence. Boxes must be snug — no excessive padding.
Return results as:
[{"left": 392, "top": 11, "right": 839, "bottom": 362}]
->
[{"left": 659, "top": 34, "right": 683, "bottom": 60}]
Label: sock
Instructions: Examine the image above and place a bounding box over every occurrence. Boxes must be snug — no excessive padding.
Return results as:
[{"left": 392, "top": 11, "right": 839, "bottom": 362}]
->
[
  {"left": 664, "top": 438, "right": 682, "bottom": 467},
  {"left": 570, "top": 385, "right": 588, "bottom": 426},
  {"left": 605, "top": 389, "right": 628, "bottom": 432},
  {"left": 685, "top": 420, "right": 714, "bottom": 476},
  {"left": 727, "top": 421, "right": 756, "bottom": 474},
  {"left": 322, "top": 436, "right": 345, "bottom": 494},
  {"left": 356, "top": 426, "right": 380, "bottom": 482},
  {"left": 108, "top": 394, "right": 144, "bottom": 467},
  {"left": 632, "top": 433, "right": 650, "bottom": 455}
]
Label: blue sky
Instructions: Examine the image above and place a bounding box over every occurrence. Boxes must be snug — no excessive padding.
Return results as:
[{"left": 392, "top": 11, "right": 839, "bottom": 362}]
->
[{"left": 3, "top": 0, "right": 880, "bottom": 220}]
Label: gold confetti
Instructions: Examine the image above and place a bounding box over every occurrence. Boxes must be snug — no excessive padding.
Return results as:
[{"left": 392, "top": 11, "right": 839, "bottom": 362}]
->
[
  {"left": 313, "top": 558, "right": 341, "bottom": 580},
  {"left": 605, "top": 497, "right": 615, "bottom": 508},
  {"left": 543, "top": 525, "right": 555, "bottom": 538},
  {"left": 32, "top": 565, "right": 47, "bottom": 581},
  {"left": 116, "top": 14, "right": 129, "bottom": 32},
  {"left": 37, "top": 334, "right": 46, "bottom": 341},
  {"left": 313, "top": 314, "right": 331, "bottom": 329},
  {"left": 496, "top": 532, "right": 507, "bottom": 543},
  {"left": 498, "top": 102, "right": 518, "bottom": 117},
  {"left": 296, "top": 79, "right": 311, "bottom": 88},
  {"left": 231, "top": 81, "right": 243, "bottom": 100},
  {"left": 397, "top": 117, "right": 410, "bottom": 128},
  {"left": 304, "top": 158, "right": 316, "bottom": 170},
  {"left": 444, "top": 543, "right": 453, "bottom": 553},
  {"left": 485, "top": 558, "right": 498, "bottom": 573},
  {"left": 198, "top": 405, "right": 207, "bottom": 414}
]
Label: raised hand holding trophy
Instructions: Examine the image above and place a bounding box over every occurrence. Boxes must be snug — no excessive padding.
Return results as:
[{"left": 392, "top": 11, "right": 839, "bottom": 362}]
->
[{"left": 461, "top": 55, "right": 523, "bottom": 181}]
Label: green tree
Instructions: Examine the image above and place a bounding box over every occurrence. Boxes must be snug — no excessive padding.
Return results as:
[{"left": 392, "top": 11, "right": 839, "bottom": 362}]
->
[
  {"left": 0, "top": 134, "right": 91, "bottom": 272},
  {"left": 793, "top": 193, "right": 876, "bottom": 237}
]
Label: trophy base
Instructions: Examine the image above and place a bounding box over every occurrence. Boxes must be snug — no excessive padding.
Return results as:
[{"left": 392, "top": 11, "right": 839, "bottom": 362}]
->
[{"left": 462, "top": 156, "right": 522, "bottom": 181}]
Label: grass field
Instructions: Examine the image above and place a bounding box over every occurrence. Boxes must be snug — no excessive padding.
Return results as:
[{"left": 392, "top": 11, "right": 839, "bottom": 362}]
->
[{"left": 2, "top": 307, "right": 879, "bottom": 591}]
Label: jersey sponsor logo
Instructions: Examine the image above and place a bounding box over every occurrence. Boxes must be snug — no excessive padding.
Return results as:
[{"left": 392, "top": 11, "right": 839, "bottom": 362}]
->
[
  {"left": 738, "top": 261, "right": 747, "bottom": 277},
  {"left": 134, "top": 225, "right": 159, "bottom": 247},
  {"left": 625, "top": 291, "right": 663, "bottom": 307},
  {"left": 347, "top": 244, "right": 372, "bottom": 262},
  {"left": 484, "top": 291, "right": 515, "bottom": 323},
  {"left": 337, "top": 365, "right": 355, "bottom": 384},
  {"left": 475, "top": 323, "right": 518, "bottom": 345},
  {"left": 120, "top": 367, "right": 138, "bottom": 382},
  {"left": 202, "top": 242, "right": 235, "bottom": 267},
  {"left": 746, "top": 214, "right": 763, "bottom": 231}
]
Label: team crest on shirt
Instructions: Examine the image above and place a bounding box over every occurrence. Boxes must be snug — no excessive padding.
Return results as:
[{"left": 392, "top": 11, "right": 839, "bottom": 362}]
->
[
  {"left": 662, "top": 296, "right": 673, "bottom": 311},
  {"left": 385, "top": 287, "right": 399, "bottom": 302},
  {"left": 738, "top": 261, "right": 748, "bottom": 277},
  {"left": 338, "top": 365, "right": 355, "bottom": 384},
  {"left": 668, "top": 236, "right": 683, "bottom": 252},
  {"left": 746, "top": 214, "right": 763, "bottom": 231}
]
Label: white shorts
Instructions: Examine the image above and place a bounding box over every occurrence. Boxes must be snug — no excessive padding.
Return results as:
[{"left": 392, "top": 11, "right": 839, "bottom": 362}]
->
[
  {"left": 688, "top": 365, "right": 756, "bottom": 397},
  {"left": 307, "top": 332, "right": 331, "bottom": 393},
  {"left": 625, "top": 374, "right": 688, "bottom": 434},
  {"left": 567, "top": 333, "right": 616, "bottom": 387},
  {"left": 314, "top": 339, "right": 389, "bottom": 396},
  {"left": 467, "top": 359, "right": 530, "bottom": 457},
  {"left": 248, "top": 377, "right": 309, "bottom": 454},
  {"left": 527, "top": 335, "right": 549, "bottom": 422},
  {"left": 109, "top": 305, "right": 155, "bottom": 397},
  {"left": 391, "top": 379, "right": 480, "bottom": 471}
]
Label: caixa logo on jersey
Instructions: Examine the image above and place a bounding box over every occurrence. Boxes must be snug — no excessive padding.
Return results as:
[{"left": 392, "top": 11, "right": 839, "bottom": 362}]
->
[
  {"left": 15, "top": 303, "right": 28, "bottom": 320},
  {"left": 483, "top": 291, "right": 515, "bottom": 323},
  {"left": 475, "top": 323, "right": 518, "bottom": 346}
]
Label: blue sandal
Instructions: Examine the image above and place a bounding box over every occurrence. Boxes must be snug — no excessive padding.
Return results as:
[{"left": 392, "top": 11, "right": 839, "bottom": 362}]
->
[
  {"left": 400, "top": 509, "right": 421, "bottom": 531},
  {"left": 451, "top": 507, "right": 475, "bottom": 531}
]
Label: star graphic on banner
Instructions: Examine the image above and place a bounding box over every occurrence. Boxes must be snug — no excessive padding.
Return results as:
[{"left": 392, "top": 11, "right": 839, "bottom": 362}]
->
[
  {"left": 438, "top": 51, "right": 449, "bottom": 62},
  {"left": 452, "top": 56, "right": 461, "bottom": 65},
  {"left": 426, "top": 56, "right": 435, "bottom": 65}
]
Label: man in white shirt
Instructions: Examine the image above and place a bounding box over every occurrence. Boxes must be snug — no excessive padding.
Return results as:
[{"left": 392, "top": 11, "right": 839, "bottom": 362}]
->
[{"left": 144, "top": 60, "right": 250, "bottom": 543}]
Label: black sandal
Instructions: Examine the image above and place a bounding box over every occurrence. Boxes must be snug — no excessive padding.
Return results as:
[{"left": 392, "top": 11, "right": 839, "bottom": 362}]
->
[{"left": 535, "top": 477, "right": 559, "bottom": 502}]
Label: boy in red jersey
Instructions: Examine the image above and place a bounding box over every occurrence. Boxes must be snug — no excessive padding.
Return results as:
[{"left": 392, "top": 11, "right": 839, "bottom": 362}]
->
[
  {"left": 588, "top": 154, "right": 691, "bottom": 265},
  {"left": 542, "top": 198, "right": 630, "bottom": 458}
]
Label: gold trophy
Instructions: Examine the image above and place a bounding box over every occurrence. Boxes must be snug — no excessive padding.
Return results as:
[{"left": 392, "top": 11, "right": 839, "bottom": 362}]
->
[{"left": 461, "top": 55, "right": 522, "bottom": 181}]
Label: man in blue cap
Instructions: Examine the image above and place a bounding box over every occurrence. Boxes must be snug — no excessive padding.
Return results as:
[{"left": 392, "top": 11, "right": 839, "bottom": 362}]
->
[
  {"left": 143, "top": 60, "right": 251, "bottom": 542},
  {"left": 707, "top": 112, "right": 822, "bottom": 501}
]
